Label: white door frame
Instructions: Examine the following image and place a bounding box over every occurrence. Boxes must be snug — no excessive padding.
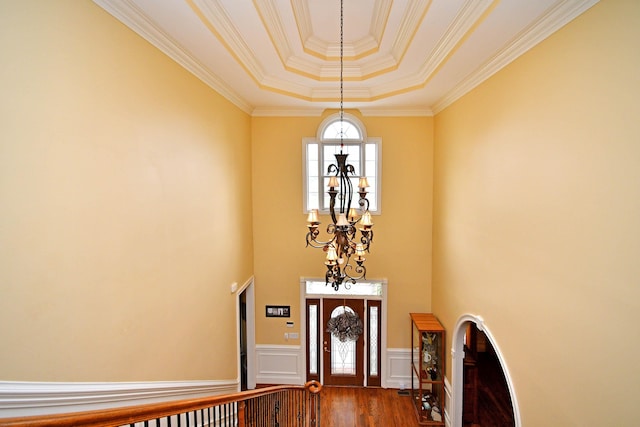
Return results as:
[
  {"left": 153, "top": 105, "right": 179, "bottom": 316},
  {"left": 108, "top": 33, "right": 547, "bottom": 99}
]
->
[
  {"left": 299, "top": 278, "right": 388, "bottom": 387},
  {"left": 236, "top": 277, "right": 256, "bottom": 390},
  {"left": 450, "top": 314, "right": 521, "bottom": 427}
]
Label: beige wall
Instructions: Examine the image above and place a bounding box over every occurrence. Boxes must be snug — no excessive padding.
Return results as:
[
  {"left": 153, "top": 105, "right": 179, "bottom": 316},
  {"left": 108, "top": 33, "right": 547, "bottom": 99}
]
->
[
  {"left": 0, "top": 1, "right": 253, "bottom": 381},
  {"left": 433, "top": 0, "right": 640, "bottom": 425},
  {"left": 252, "top": 111, "right": 433, "bottom": 348}
]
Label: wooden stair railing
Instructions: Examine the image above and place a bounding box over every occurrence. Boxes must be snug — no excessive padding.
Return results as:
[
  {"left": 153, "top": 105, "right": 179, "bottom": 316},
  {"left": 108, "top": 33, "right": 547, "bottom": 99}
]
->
[{"left": 0, "top": 381, "right": 322, "bottom": 427}]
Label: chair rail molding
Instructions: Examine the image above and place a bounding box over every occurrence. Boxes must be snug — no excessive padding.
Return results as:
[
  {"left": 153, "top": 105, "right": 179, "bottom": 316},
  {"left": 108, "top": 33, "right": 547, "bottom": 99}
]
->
[{"left": 0, "top": 379, "right": 238, "bottom": 418}]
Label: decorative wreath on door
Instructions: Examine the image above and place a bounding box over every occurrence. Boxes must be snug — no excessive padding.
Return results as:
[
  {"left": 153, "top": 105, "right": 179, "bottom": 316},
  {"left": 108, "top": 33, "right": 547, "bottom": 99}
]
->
[{"left": 326, "top": 311, "right": 364, "bottom": 342}]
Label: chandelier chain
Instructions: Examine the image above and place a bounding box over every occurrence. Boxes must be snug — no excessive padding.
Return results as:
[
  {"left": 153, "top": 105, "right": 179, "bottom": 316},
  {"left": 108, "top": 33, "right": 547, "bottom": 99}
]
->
[
  {"left": 304, "top": 0, "right": 375, "bottom": 291},
  {"left": 340, "top": 0, "right": 344, "bottom": 151}
]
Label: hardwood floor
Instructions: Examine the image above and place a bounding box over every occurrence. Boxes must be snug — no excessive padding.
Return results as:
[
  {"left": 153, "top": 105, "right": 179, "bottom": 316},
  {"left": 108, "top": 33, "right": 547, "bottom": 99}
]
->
[{"left": 319, "top": 387, "right": 420, "bottom": 427}]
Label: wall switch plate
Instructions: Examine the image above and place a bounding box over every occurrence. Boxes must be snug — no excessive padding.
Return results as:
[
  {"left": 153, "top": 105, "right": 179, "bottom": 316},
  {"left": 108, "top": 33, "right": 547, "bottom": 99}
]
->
[
  {"left": 230, "top": 282, "right": 238, "bottom": 293},
  {"left": 289, "top": 332, "right": 299, "bottom": 339}
]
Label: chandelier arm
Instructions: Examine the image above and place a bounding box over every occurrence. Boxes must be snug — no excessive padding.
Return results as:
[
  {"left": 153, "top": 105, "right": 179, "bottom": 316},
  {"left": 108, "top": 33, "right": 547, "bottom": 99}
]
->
[
  {"left": 306, "top": 224, "right": 339, "bottom": 248},
  {"left": 358, "top": 193, "right": 370, "bottom": 212},
  {"left": 358, "top": 229, "right": 372, "bottom": 246},
  {"left": 343, "top": 262, "right": 366, "bottom": 280},
  {"left": 306, "top": 237, "right": 334, "bottom": 249},
  {"left": 328, "top": 188, "right": 338, "bottom": 224},
  {"left": 341, "top": 164, "right": 354, "bottom": 215}
]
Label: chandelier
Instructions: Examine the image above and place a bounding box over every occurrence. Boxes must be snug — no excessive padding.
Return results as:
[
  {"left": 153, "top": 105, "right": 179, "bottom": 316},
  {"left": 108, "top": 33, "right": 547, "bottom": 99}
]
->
[{"left": 305, "top": 0, "right": 375, "bottom": 291}]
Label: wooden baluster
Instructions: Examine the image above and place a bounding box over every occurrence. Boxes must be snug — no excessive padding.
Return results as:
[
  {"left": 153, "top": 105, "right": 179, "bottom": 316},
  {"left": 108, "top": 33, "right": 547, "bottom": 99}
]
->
[{"left": 237, "top": 401, "right": 245, "bottom": 427}]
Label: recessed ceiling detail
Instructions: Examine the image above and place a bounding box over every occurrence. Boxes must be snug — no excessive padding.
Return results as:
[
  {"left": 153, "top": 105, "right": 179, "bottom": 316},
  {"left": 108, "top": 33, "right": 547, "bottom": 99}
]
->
[
  {"left": 93, "top": 0, "right": 599, "bottom": 115},
  {"left": 291, "top": 0, "right": 393, "bottom": 61}
]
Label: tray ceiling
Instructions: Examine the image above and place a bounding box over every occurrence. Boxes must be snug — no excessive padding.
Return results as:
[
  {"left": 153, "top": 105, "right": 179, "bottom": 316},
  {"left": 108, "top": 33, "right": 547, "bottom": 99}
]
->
[{"left": 93, "top": 0, "right": 598, "bottom": 116}]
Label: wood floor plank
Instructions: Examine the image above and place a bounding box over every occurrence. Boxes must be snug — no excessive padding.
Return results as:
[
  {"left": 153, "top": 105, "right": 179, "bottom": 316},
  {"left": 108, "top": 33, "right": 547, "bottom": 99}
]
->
[{"left": 320, "top": 387, "right": 420, "bottom": 427}]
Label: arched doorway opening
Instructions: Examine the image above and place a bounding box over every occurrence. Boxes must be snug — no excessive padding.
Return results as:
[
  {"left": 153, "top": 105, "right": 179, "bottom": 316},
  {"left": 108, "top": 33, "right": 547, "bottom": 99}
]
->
[{"left": 451, "top": 315, "right": 521, "bottom": 427}]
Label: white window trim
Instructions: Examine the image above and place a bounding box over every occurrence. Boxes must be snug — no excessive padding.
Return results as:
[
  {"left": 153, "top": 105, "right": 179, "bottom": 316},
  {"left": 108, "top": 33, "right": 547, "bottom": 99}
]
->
[
  {"left": 316, "top": 112, "right": 367, "bottom": 141},
  {"left": 302, "top": 113, "right": 382, "bottom": 215}
]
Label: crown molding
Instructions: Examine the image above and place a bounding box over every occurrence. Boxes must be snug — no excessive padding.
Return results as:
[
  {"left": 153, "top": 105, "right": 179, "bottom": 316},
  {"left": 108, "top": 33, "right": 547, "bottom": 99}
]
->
[
  {"left": 92, "top": 0, "right": 253, "bottom": 114},
  {"left": 259, "top": 0, "right": 412, "bottom": 79},
  {"left": 290, "top": 0, "right": 392, "bottom": 59},
  {"left": 390, "top": 0, "right": 432, "bottom": 60},
  {"left": 432, "top": 0, "right": 600, "bottom": 114},
  {"left": 250, "top": 107, "right": 433, "bottom": 118},
  {"left": 413, "top": 0, "right": 496, "bottom": 91},
  {"left": 189, "top": 0, "right": 266, "bottom": 82},
  {"left": 250, "top": 108, "right": 325, "bottom": 117},
  {"left": 360, "top": 108, "right": 434, "bottom": 117},
  {"left": 94, "top": 0, "right": 599, "bottom": 117}
]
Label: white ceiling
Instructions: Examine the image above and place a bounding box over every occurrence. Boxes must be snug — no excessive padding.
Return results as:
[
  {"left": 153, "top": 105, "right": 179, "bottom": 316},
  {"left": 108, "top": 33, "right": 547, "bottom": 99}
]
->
[{"left": 93, "top": 0, "right": 598, "bottom": 116}]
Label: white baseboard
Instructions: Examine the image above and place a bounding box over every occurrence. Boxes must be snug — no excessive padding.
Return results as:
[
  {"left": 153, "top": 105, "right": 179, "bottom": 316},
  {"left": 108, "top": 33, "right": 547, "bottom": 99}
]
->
[{"left": 0, "top": 379, "right": 238, "bottom": 418}]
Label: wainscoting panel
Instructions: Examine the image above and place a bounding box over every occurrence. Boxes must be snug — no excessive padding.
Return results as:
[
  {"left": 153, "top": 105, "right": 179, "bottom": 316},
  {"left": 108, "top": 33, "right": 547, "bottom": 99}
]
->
[
  {"left": 255, "top": 345, "right": 304, "bottom": 385},
  {"left": 0, "top": 379, "right": 238, "bottom": 418},
  {"left": 385, "top": 348, "right": 412, "bottom": 390},
  {"left": 255, "top": 346, "right": 417, "bottom": 389}
]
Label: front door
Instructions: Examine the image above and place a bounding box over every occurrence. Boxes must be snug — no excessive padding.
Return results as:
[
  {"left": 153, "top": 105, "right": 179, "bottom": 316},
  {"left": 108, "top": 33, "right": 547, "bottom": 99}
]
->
[{"left": 322, "top": 298, "right": 365, "bottom": 386}]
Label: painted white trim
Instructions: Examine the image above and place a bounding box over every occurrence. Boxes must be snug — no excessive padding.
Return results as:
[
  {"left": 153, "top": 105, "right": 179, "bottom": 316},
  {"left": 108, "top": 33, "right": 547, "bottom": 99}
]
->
[
  {"left": 299, "top": 278, "right": 388, "bottom": 387},
  {"left": 359, "top": 108, "right": 434, "bottom": 117},
  {"left": 444, "top": 376, "right": 452, "bottom": 427},
  {"left": 302, "top": 120, "right": 383, "bottom": 215},
  {"left": 93, "top": 0, "right": 598, "bottom": 118},
  {"left": 235, "top": 277, "right": 256, "bottom": 391},
  {"left": 450, "top": 314, "right": 521, "bottom": 427},
  {"left": 316, "top": 112, "right": 368, "bottom": 141},
  {"left": 251, "top": 108, "right": 325, "bottom": 117},
  {"left": 251, "top": 107, "right": 435, "bottom": 117},
  {"left": 255, "top": 345, "right": 304, "bottom": 385},
  {"left": 385, "top": 348, "right": 411, "bottom": 390},
  {"left": 0, "top": 379, "right": 238, "bottom": 418},
  {"left": 433, "top": 0, "right": 600, "bottom": 114},
  {"left": 92, "top": 0, "right": 253, "bottom": 114}
]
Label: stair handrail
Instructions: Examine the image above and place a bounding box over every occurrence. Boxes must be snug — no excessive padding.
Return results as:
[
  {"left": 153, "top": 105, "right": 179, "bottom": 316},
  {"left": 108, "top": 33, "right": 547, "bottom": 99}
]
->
[{"left": 0, "top": 380, "right": 322, "bottom": 427}]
